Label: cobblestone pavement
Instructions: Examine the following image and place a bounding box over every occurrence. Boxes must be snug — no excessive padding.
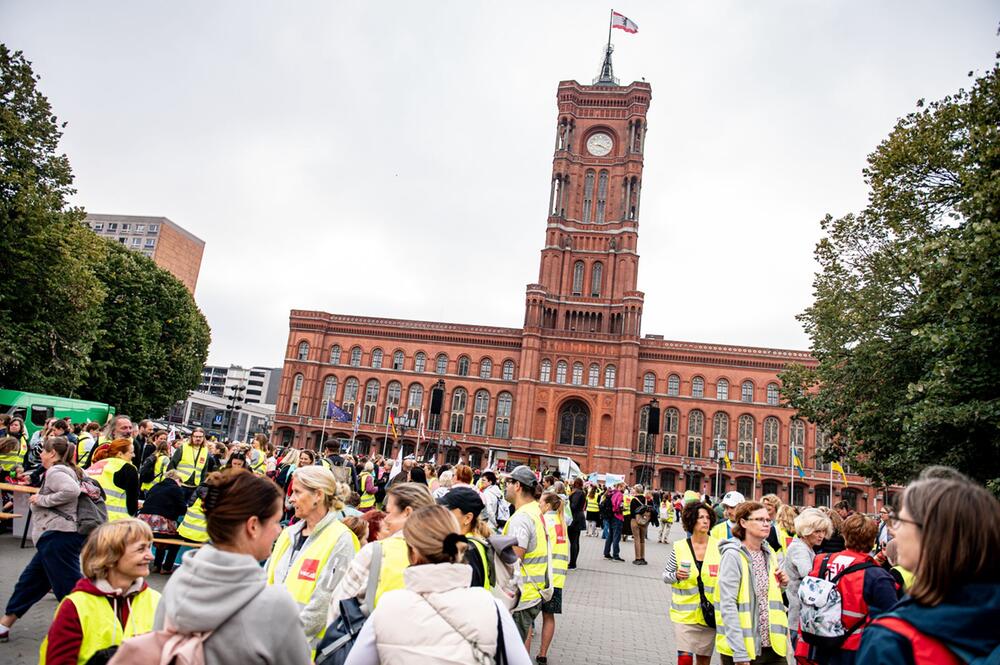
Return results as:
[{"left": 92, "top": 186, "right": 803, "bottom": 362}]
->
[{"left": 0, "top": 522, "right": 739, "bottom": 665}]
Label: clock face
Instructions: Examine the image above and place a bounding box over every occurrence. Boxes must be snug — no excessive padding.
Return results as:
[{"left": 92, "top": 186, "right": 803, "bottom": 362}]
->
[{"left": 586, "top": 132, "right": 613, "bottom": 157}]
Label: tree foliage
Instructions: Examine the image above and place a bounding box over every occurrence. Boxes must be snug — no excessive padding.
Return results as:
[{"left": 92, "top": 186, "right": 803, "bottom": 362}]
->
[
  {"left": 0, "top": 44, "right": 211, "bottom": 416},
  {"left": 781, "top": 58, "right": 1000, "bottom": 487}
]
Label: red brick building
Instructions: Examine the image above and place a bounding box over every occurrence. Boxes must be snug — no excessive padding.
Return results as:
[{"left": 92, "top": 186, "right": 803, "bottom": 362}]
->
[{"left": 273, "top": 58, "right": 878, "bottom": 511}]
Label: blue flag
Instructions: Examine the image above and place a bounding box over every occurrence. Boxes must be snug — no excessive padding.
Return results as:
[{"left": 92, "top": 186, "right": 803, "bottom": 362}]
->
[{"left": 326, "top": 402, "right": 352, "bottom": 422}]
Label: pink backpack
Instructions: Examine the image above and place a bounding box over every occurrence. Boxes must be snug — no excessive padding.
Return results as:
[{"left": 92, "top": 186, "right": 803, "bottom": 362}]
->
[{"left": 107, "top": 616, "right": 213, "bottom": 665}]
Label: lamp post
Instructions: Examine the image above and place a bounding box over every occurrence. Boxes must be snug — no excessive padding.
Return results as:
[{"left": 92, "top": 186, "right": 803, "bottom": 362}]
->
[
  {"left": 681, "top": 459, "right": 703, "bottom": 495},
  {"left": 225, "top": 384, "right": 246, "bottom": 442},
  {"left": 708, "top": 440, "right": 733, "bottom": 502}
]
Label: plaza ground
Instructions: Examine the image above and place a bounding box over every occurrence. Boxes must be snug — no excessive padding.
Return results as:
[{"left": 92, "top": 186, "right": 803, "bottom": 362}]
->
[{"left": 0, "top": 521, "right": 739, "bottom": 664}]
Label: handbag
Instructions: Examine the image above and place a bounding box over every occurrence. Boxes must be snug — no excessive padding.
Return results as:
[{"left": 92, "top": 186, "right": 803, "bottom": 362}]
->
[{"left": 687, "top": 538, "right": 716, "bottom": 629}]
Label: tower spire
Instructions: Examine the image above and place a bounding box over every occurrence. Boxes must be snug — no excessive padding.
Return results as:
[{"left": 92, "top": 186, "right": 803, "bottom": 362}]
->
[{"left": 595, "top": 43, "right": 618, "bottom": 86}]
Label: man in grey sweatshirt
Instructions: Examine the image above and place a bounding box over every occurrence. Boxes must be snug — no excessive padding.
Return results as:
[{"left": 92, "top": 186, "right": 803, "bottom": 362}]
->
[{"left": 154, "top": 544, "right": 311, "bottom": 664}]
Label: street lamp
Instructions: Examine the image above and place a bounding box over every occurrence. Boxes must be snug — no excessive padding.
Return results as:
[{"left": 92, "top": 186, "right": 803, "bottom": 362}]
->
[
  {"left": 641, "top": 398, "right": 658, "bottom": 488},
  {"left": 681, "top": 458, "right": 703, "bottom": 495},
  {"left": 225, "top": 384, "right": 246, "bottom": 442},
  {"left": 708, "top": 440, "right": 734, "bottom": 501}
]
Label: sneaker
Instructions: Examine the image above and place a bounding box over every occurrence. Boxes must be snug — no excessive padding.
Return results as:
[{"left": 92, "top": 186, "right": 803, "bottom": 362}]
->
[
  {"left": 632, "top": 559, "right": 642, "bottom": 565},
  {"left": 613, "top": 556, "right": 626, "bottom": 561},
  {"left": 604, "top": 555, "right": 613, "bottom": 560},
  {"left": 639, "top": 559, "right": 649, "bottom": 565},
  {"left": 0, "top": 625, "right": 9, "bottom": 643}
]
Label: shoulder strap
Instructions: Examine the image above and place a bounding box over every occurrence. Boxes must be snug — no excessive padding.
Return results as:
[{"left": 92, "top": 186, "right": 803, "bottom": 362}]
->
[
  {"left": 686, "top": 538, "right": 710, "bottom": 605},
  {"left": 831, "top": 561, "right": 876, "bottom": 584},
  {"left": 494, "top": 603, "right": 507, "bottom": 665},
  {"left": 364, "top": 541, "right": 382, "bottom": 615}
]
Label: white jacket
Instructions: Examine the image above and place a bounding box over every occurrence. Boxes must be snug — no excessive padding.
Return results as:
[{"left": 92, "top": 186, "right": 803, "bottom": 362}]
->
[{"left": 344, "top": 562, "right": 530, "bottom": 665}]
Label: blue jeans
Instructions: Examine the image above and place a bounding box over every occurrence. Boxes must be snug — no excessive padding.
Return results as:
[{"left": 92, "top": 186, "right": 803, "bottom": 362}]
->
[
  {"left": 603, "top": 519, "right": 622, "bottom": 557},
  {"left": 5, "top": 530, "right": 85, "bottom": 617}
]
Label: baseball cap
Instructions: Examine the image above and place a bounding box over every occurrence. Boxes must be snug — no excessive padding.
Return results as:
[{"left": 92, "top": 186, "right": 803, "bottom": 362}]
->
[
  {"left": 503, "top": 465, "right": 538, "bottom": 488},
  {"left": 722, "top": 491, "right": 746, "bottom": 507},
  {"left": 437, "top": 486, "right": 485, "bottom": 516}
]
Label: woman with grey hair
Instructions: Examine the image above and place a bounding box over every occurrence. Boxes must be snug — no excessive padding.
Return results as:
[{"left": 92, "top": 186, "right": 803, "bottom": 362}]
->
[{"left": 781, "top": 507, "right": 833, "bottom": 647}]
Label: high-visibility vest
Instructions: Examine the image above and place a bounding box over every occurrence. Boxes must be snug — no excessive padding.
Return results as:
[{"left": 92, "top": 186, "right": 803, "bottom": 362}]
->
[
  {"left": 467, "top": 535, "right": 493, "bottom": 590},
  {"left": 177, "top": 498, "right": 209, "bottom": 543},
  {"left": 75, "top": 434, "right": 96, "bottom": 460},
  {"left": 17, "top": 433, "right": 28, "bottom": 455},
  {"left": 266, "top": 519, "right": 359, "bottom": 644},
  {"left": 140, "top": 455, "right": 170, "bottom": 493},
  {"left": 503, "top": 500, "right": 550, "bottom": 604},
  {"left": 586, "top": 493, "right": 600, "bottom": 513},
  {"left": 670, "top": 537, "right": 721, "bottom": 626},
  {"left": 0, "top": 448, "right": 20, "bottom": 474},
  {"left": 713, "top": 548, "right": 788, "bottom": 659},
  {"left": 39, "top": 586, "right": 160, "bottom": 665},
  {"left": 622, "top": 493, "right": 632, "bottom": 516},
  {"left": 710, "top": 521, "right": 734, "bottom": 541},
  {"left": 88, "top": 457, "right": 132, "bottom": 521},
  {"left": 359, "top": 472, "right": 376, "bottom": 509},
  {"left": 776, "top": 525, "right": 794, "bottom": 553},
  {"left": 373, "top": 535, "right": 411, "bottom": 607},
  {"left": 892, "top": 565, "right": 914, "bottom": 592},
  {"left": 250, "top": 449, "right": 266, "bottom": 475},
  {"left": 543, "top": 511, "right": 569, "bottom": 589},
  {"left": 174, "top": 443, "right": 209, "bottom": 487}
]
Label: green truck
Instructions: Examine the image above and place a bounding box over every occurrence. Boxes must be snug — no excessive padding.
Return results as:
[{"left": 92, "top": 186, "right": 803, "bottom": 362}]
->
[{"left": 0, "top": 389, "right": 115, "bottom": 437}]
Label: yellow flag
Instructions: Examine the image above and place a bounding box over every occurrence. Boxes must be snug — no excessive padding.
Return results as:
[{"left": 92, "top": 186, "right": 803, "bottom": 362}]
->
[
  {"left": 754, "top": 449, "right": 761, "bottom": 479},
  {"left": 723, "top": 455, "right": 732, "bottom": 470},
  {"left": 830, "top": 461, "right": 848, "bottom": 487}
]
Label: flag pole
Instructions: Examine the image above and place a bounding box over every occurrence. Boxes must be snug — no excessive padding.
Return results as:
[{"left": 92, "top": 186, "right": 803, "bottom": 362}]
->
[
  {"left": 752, "top": 437, "right": 758, "bottom": 501},
  {"left": 790, "top": 452, "right": 795, "bottom": 507},
  {"left": 319, "top": 405, "right": 328, "bottom": 451},
  {"left": 829, "top": 465, "right": 834, "bottom": 508},
  {"left": 607, "top": 9, "right": 613, "bottom": 52},
  {"left": 383, "top": 408, "right": 390, "bottom": 459}
]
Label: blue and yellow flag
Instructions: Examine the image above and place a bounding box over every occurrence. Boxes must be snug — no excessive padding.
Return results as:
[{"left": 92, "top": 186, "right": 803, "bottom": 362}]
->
[
  {"left": 830, "top": 461, "right": 848, "bottom": 487},
  {"left": 792, "top": 451, "right": 805, "bottom": 478}
]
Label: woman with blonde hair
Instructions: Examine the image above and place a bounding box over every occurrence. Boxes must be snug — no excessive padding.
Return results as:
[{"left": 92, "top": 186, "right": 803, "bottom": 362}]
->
[
  {"left": 537, "top": 492, "right": 570, "bottom": 664},
  {"left": 265, "top": 465, "right": 360, "bottom": 644},
  {"left": 344, "top": 505, "right": 531, "bottom": 664},
  {"left": 781, "top": 507, "right": 833, "bottom": 648},
  {"left": 40, "top": 519, "right": 160, "bottom": 663}
]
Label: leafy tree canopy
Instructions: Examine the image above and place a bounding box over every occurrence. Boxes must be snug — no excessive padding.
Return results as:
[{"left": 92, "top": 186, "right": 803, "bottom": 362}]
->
[{"left": 781, "top": 57, "right": 1000, "bottom": 488}]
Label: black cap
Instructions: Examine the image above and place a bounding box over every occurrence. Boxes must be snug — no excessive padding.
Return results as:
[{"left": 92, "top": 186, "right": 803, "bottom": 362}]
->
[{"left": 437, "top": 486, "right": 485, "bottom": 517}]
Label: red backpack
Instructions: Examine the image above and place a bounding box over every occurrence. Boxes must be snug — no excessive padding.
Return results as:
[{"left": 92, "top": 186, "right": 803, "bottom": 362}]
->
[{"left": 869, "top": 616, "right": 964, "bottom": 665}]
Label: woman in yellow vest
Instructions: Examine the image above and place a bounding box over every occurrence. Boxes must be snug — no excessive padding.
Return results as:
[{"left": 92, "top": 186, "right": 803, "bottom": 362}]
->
[
  {"left": 537, "top": 492, "right": 570, "bottom": 664},
  {"left": 0, "top": 435, "right": 21, "bottom": 480},
  {"left": 176, "top": 483, "right": 211, "bottom": 545},
  {"left": 359, "top": 461, "right": 377, "bottom": 511},
  {"left": 265, "top": 465, "right": 359, "bottom": 646},
  {"left": 438, "top": 486, "right": 493, "bottom": 588},
  {"left": 87, "top": 438, "right": 139, "bottom": 521},
  {"left": 138, "top": 438, "right": 171, "bottom": 496},
  {"left": 75, "top": 422, "right": 101, "bottom": 462},
  {"left": 327, "top": 482, "right": 435, "bottom": 624},
  {"left": 40, "top": 519, "right": 160, "bottom": 664},
  {"left": 6, "top": 417, "right": 28, "bottom": 457},
  {"left": 663, "top": 502, "right": 721, "bottom": 665},
  {"left": 714, "top": 501, "right": 790, "bottom": 665},
  {"left": 585, "top": 484, "right": 601, "bottom": 537}
]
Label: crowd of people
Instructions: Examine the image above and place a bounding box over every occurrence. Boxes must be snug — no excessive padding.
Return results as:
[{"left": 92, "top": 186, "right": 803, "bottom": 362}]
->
[{"left": 0, "top": 412, "right": 998, "bottom": 664}]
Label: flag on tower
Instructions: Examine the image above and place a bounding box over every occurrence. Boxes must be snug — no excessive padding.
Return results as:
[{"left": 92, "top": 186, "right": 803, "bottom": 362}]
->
[
  {"left": 831, "top": 461, "right": 849, "bottom": 487},
  {"left": 611, "top": 11, "right": 638, "bottom": 34}
]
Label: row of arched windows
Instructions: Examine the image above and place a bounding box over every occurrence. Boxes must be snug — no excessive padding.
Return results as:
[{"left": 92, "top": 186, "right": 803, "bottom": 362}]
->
[
  {"left": 571, "top": 260, "right": 603, "bottom": 297},
  {"left": 539, "top": 359, "right": 616, "bottom": 388},
  {"left": 296, "top": 341, "right": 516, "bottom": 381},
  {"left": 641, "top": 372, "right": 781, "bottom": 405}
]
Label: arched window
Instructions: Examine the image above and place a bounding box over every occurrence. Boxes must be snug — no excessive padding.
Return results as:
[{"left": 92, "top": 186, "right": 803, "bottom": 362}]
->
[
  {"left": 717, "top": 378, "right": 729, "bottom": 401},
  {"left": 763, "top": 416, "right": 780, "bottom": 465},
  {"left": 540, "top": 359, "right": 551, "bottom": 382},
  {"left": 572, "top": 261, "right": 585, "bottom": 295},
  {"left": 588, "top": 363, "right": 600, "bottom": 387},
  {"left": 642, "top": 372, "right": 656, "bottom": 393},
  {"left": 558, "top": 399, "right": 589, "bottom": 446},
  {"left": 290, "top": 373, "right": 304, "bottom": 415},
  {"left": 457, "top": 356, "right": 470, "bottom": 377},
  {"left": 343, "top": 377, "right": 359, "bottom": 416},
  {"left": 692, "top": 377, "right": 704, "bottom": 398},
  {"left": 582, "top": 170, "right": 595, "bottom": 223},
  {"left": 663, "top": 408, "right": 679, "bottom": 455},
  {"left": 590, "top": 262, "right": 603, "bottom": 297},
  {"left": 790, "top": 419, "right": 806, "bottom": 469},
  {"left": 330, "top": 345, "right": 341, "bottom": 364},
  {"left": 667, "top": 374, "right": 680, "bottom": 396},
  {"left": 742, "top": 380, "right": 755, "bottom": 403},
  {"left": 472, "top": 390, "right": 490, "bottom": 435},
  {"left": 293, "top": 373, "right": 304, "bottom": 392},
  {"left": 297, "top": 341, "right": 309, "bottom": 361},
  {"left": 713, "top": 412, "right": 729, "bottom": 450},
  {"left": 371, "top": 348, "right": 383, "bottom": 369},
  {"left": 449, "top": 388, "right": 467, "bottom": 434},
  {"left": 556, "top": 360, "right": 568, "bottom": 384},
  {"left": 362, "top": 379, "right": 380, "bottom": 424},
  {"left": 502, "top": 360, "right": 515, "bottom": 381},
  {"left": 767, "top": 383, "right": 780, "bottom": 406},
  {"left": 687, "top": 410, "right": 704, "bottom": 457},
  {"left": 495, "top": 392, "right": 513, "bottom": 438},
  {"left": 435, "top": 354, "right": 448, "bottom": 375},
  {"left": 596, "top": 170, "right": 609, "bottom": 223},
  {"left": 406, "top": 383, "right": 423, "bottom": 424},
  {"left": 349, "top": 346, "right": 362, "bottom": 367},
  {"left": 738, "top": 415, "right": 754, "bottom": 463},
  {"left": 604, "top": 364, "right": 616, "bottom": 388},
  {"left": 321, "top": 376, "right": 338, "bottom": 416},
  {"left": 445, "top": 446, "right": 460, "bottom": 466},
  {"left": 386, "top": 381, "right": 402, "bottom": 416},
  {"left": 479, "top": 358, "right": 493, "bottom": 379},
  {"left": 415, "top": 352, "right": 427, "bottom": 373},
  {"left": 572, "top": 362, "right": 584, "bottom": 385},
  {"left": 392, "top": 350, "right": 404, "bottom": 370},
  {"left": 637, "top": 405, "right": 651, "bottom": 453}
]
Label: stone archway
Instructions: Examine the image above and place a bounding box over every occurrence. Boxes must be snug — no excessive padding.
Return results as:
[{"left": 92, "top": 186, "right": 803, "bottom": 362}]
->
[{"left": 557, "top": 398, "right": 590, "bottom": 447}]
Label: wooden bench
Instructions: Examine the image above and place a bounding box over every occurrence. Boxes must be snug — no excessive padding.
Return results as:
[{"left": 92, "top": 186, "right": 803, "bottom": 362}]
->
[
  {"left": 152, "top": 537, "right": 204, "bottom": 548},
  {"left": 0, "top": 513, "right": 22, "bottom": 519}
]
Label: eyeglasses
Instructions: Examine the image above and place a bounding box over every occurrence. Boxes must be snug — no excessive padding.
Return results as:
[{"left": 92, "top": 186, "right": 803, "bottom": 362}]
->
[
  {"left": 745, "top": 517, "right": 772, "bottom": 525},
  {"left": 889, "top": 516, "right": 922, "bottom": 530}
]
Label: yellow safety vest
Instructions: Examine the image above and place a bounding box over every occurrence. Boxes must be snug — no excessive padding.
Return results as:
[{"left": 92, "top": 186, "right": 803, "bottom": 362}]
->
[
  {"left": 713, "top": 549, "right": 788, "bottom": 659},
  {"left": 622, "top": 493, "right": 632, "bottom": 517},
  {"left": 250, "top": 449, "right": 267, "bottom": 475},
  {"left": 892, "top": 565, "right": 915, "bottom": 592},
  {"left": 586, "top": 494, "right": 600, "bottom": 513},
  {"left": 670, "top": 537, "right": 721, "bottom": 626},
  {"left": 467, "top": 536, "right": 493, "bottom": 591},
  {"left": 543, "top": 511, "right": 569, "bottom": 589},
  {"left": 75, "top": 435, "right": 96, "bottom": 460},
  {"left": 373, "top": 535, "right": 411, "bottom": 607},
  {"left": 776, "top": 525, "right": 794, "bottom": 553},
  {"left": 503, "top": 500, "right": 550, "bottom": 604},
  {"left": 174, "top": 443, "right": 209, "bottom": 487},
  {"left": 140, "top": 455, "right": 170, "bottom": 493},
  {"left": 0, "top": 448, "right": 20, "bottom": 475},
  {"left": 359, "top": 472, "right": 376, "bottom": 509},
  {"left": 266, "top": 519, "right": 359, "bottom": 644},
  {"left": 710, "top": 521, "right": 734, "bottom": 541},
  {"left": 177, "top": 498, "right": 209, "bottom": 543},
  {"left": 89, "top": 457, "right": 132, "bottom": 521},
  {"left": 17, "top": 433, "right": 28, "bottom": 456},
  {"left": 39, "top": 586, "right": 160, "bottom": 665}
]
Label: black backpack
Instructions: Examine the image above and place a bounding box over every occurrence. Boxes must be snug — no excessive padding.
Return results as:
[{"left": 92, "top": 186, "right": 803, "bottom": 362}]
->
[{"left": 599, "top": 492, "right": 614, "bottom": 521}]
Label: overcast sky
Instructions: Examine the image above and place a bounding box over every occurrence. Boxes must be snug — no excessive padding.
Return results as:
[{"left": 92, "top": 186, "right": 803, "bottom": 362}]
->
[{"left": 3, "top": 2, "right": 997, "bottom": 368}]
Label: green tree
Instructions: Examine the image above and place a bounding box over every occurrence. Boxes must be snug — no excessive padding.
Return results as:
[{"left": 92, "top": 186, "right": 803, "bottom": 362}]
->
[
  {"left": 81, "top": 242, "right": 211, "bottom": 418},
  {"left": 0, "top": 45, "right": 106, "bottom": 393},
  {"left": 781, "top": 59, "right": 1000, "bottom": 487}
]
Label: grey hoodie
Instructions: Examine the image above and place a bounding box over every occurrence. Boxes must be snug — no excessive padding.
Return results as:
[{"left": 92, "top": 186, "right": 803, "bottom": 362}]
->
[
  {"left": 715, "top": 538, "right": 783, "bottom": 662},
  {"left": 153, "top": 544, "right": 311, "bottom": 665}
]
